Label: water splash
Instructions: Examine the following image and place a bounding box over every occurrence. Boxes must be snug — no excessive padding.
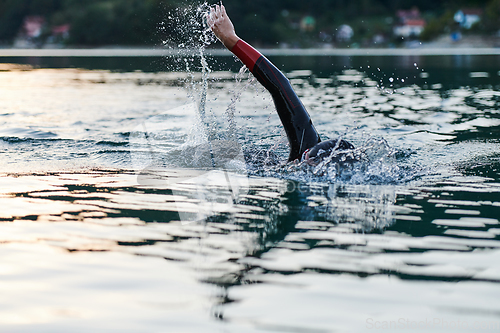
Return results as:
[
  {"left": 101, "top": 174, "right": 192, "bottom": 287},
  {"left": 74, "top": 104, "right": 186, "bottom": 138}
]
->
[
  {"left": 157, "top": 5, "right": 425, "bottom": 186},
  {"left": 161, "top": 3, "right": 214, "bottom": 51},
  {"left": 252, "top": 131, "right": 423, "bottom": 185},
  {"left": 161, "top": 3, "right": 217, "bottom": 131},
  {"left": 225, "top": 66, "right": 253, "bottom": 141},
  {"left": 160, "top": 3, "right": 269, "bottom": 168},
  {"left": 159, "top": 3, "right": 224, "bottom": 169}
]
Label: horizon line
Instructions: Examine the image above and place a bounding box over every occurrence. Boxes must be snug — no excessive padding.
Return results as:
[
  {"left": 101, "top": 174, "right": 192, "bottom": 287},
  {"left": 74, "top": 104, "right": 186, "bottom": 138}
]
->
[{"left": 0, "top": 47, "right": 500, "bottom": 57}]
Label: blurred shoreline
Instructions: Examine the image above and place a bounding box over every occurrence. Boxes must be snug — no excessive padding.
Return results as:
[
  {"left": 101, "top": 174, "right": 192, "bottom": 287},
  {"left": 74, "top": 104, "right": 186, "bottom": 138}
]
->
[
  {"left": 0, "top": 47, "right": 499, "bottom": 57},
  {"left": 1, "top": 34, "right": 499, "bottom": 57}
]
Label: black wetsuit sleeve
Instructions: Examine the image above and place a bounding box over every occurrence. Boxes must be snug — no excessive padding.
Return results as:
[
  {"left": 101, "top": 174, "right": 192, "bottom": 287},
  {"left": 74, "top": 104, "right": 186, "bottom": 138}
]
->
[{"left": 231, "top": 40, "right": 321, "bottom": 162}]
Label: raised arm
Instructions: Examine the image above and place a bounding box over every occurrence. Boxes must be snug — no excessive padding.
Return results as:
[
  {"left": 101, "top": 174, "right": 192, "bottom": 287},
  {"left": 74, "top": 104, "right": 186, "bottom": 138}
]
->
[{"left": 207, "top": 5, "right": 321, "bottom": 162}]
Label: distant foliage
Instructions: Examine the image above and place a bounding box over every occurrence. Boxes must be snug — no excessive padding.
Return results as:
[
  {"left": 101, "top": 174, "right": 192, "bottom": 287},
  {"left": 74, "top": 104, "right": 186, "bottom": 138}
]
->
[
  {"left": 419, "top": 11, "right": 455, "bottom": 41},
  {"left": 421, "top": 0, "right": 500, "bottom": 40},
  {"left": 485, "top": 0, "right": 500, "bottom": 31},
  {"left": 67, "top": 0, "right": 171, "bottom": 45},
  {"left": 0, "top": 0, "right": 496, "bottom": 45},
  {"left": 0, "top": 0, "right": 178, "bottom": 45}
]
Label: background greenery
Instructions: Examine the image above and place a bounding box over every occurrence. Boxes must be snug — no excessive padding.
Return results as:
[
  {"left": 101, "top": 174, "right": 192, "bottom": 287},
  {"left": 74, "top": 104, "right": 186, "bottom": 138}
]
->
[{"left": 0, "top": 0, "right": 498, "bottom": 46}]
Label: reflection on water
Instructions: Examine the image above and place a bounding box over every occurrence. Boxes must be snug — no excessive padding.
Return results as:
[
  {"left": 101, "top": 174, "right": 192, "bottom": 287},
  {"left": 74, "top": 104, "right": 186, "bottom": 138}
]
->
[{"left": 1, "top": 57, "right": 500, "bottom": 331}]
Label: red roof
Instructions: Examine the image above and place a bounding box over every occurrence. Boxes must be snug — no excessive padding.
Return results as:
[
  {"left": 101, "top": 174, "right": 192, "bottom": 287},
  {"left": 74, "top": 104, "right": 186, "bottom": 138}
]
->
[
  {"left": 404, "top": 19, "right": 426, "bottom": 27},
  {"left": 52, "top": 24, "right": 70, "bottom": 35}
]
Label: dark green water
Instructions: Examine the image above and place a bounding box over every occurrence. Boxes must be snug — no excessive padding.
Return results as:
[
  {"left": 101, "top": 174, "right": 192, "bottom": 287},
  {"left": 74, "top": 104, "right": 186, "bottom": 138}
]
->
[
  {"left": 3, "top": 53, "right": 499, "bottom": 88},
  {"left": 0, "top": 54, "right": 499, "bottom": 332}
]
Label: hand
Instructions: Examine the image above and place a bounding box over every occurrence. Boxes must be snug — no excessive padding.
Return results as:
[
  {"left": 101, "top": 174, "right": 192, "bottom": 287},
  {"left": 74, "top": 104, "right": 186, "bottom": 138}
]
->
[{"left": 207, "top": 4, "right": 239, "bottom": 50}]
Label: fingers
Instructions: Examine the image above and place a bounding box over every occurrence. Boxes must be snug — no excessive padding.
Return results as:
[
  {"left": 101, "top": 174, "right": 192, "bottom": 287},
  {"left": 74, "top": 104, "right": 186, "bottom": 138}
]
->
[
  {"left": 207, "top": 4, "right": 227, "bottom": 30},
  {"left": 206, "top": 14, "right": 212, "bottom": 28},
  {"left": 207, "top": 7, "right": 216, "bottom": 28},
  {"left": 215, "top": 4, "right": 220, "bottom": 19}
]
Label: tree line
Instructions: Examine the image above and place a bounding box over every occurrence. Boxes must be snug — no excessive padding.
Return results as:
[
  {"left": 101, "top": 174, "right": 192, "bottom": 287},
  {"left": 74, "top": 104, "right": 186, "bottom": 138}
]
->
[{"left": 0, "top": 0, "right": 497, "bottom": 46}]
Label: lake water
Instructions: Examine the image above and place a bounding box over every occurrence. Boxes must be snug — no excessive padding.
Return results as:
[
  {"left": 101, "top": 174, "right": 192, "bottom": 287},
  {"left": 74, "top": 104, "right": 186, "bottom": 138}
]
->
[{"left": 1, "top": 53, "right": 500, "bottom": 332}]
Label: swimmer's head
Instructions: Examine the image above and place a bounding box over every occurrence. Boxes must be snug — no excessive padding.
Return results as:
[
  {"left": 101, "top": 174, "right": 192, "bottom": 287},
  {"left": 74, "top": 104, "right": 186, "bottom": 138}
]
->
[{"left": 302, "top": 139, "right": 355, "bottom": 166}]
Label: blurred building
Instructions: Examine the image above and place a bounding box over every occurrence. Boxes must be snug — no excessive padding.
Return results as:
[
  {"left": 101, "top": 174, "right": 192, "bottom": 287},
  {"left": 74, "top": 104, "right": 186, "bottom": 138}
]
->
[
  {"left": 454, "top": 9, "right": 483, "bottom": 29},
  {"left": 393, "top": 8, "right": 425, "bottom": 38},
  {"left": 13, "top": 16, "right": 45, "bottom": 48},
  {"left": 300, "top": 16, "right": 316, "bottom": 32},
  {"left": 23, "top": 16, "right": 45, "bottom": 38},
  {"left": 13, "top": 16, "right": 71, "bottom": 48},
  {"left": 44, "top": 24, "right": 71, "bottom": 47},
  {"left": 336, "top": 25, "right": 354, "bottom": 42}
]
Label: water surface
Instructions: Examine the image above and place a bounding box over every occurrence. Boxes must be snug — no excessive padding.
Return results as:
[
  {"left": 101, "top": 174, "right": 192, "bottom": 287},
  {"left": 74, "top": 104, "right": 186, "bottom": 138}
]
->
[{"left": 1, "top": 54, "right": 500, "bottom": 332}]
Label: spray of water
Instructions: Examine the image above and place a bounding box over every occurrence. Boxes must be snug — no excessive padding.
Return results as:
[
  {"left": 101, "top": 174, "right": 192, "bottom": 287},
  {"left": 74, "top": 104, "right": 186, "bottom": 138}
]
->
[
  {"left": 225, "top": 66, "right": 253, "bottom": 141},
  {"left": 157, "top": 4, "right": 422, "bottom": 186},
  {"left": 159, "top": 3, "right": 224, "bottom": 169},
  {"left": 257, "top": 129, "right": 423, "bottom": 185},
  {"left": 160, "top": 3, "right": 269, "bottom": 168},
  {"left": 161, "top": 3, "right": 216, "bottom": 129}
]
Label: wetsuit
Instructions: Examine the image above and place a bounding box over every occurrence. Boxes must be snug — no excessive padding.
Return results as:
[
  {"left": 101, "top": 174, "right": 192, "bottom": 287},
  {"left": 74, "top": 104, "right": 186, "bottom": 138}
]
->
[{"left": 231, "top": 40, "right": 321, "bottom": 162}]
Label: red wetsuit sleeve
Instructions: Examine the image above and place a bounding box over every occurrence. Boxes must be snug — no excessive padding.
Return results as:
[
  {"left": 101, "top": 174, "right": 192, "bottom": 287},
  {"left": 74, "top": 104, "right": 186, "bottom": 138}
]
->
[
  {"left": 230, "top": 39, "right": 262, "bottom": 72},
  {"left": 231, "top": 39, "right": 321, "bottom": 161}
]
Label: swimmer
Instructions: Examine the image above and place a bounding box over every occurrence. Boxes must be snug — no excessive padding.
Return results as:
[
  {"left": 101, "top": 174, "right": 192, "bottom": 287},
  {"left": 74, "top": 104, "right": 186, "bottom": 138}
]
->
[{"left": 207, "top": 4, "right": 354, "bottom": 165}]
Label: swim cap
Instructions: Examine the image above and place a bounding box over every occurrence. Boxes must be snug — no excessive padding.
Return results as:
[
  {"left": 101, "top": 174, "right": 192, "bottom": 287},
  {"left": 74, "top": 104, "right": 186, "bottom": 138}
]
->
[{"left": 302, "top": 139, "right": 355, "bottom": 165}]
